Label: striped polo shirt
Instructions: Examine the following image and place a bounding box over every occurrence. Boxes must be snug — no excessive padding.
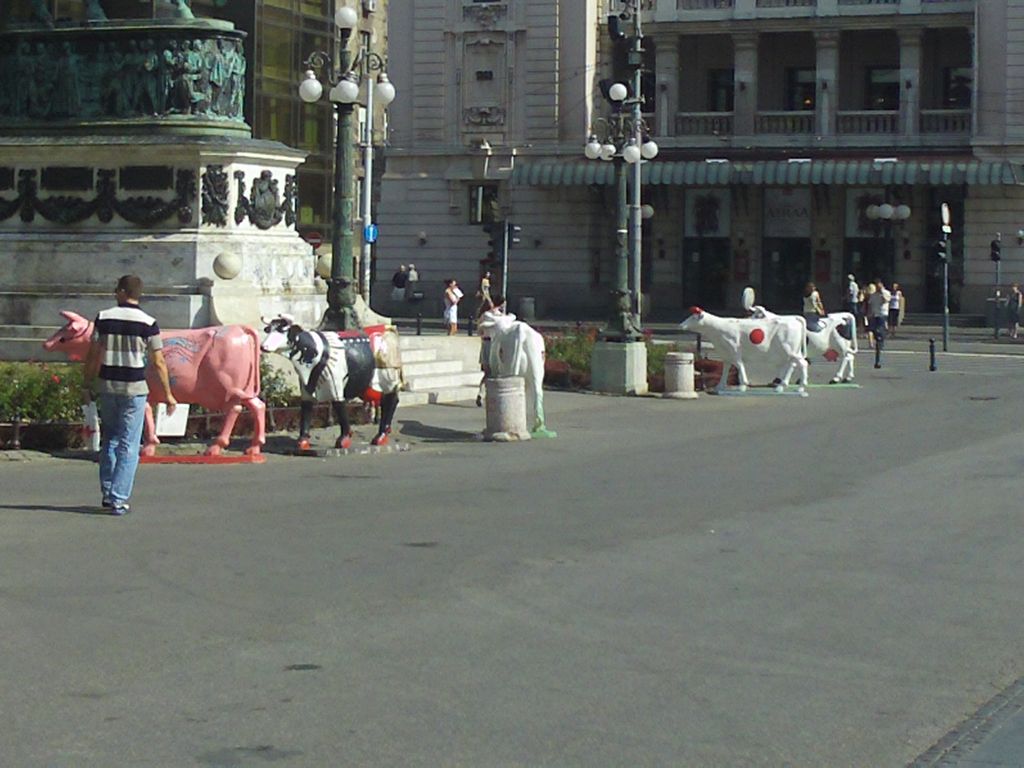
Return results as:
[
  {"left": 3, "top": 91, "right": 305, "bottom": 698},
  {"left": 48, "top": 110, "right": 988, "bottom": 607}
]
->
[{"left": 92, "top": 303, "right": 163, "bottom": 396}]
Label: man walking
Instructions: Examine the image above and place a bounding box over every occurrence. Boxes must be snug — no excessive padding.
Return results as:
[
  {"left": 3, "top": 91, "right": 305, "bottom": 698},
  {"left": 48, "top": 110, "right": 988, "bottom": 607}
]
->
[
  {"left": 82, "top": 275, "right": 176, "bottom": 515},
  {"left": 867, "top": 278, "right": 892, "bottom": 369}
]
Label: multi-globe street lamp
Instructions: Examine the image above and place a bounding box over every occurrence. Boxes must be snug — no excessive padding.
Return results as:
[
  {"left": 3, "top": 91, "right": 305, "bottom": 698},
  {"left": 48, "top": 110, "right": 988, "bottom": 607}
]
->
[
  {"left": 581, "top": 0, "right": 657, "bottom": 395},
  {"left": 583, "top": 107, "right": 658, "bottom": 341},
  {"left": 298, "top": 5, "right": 396, "bottom": 331}
]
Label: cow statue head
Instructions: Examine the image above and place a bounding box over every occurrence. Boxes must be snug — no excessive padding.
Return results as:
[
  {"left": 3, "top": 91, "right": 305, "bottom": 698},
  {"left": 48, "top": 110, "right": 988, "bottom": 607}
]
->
[
  {"left": 679, "top": 306, "right": 705, "bottom": 332},
  {"left": 260, "top": 314, "right": 301, "bottom": 354},
  {"left": 42, "top": 310, "right": 94, "bottom": 360},
  {"left": 476, "top": 310, "right": 517, "bottom": 337}
]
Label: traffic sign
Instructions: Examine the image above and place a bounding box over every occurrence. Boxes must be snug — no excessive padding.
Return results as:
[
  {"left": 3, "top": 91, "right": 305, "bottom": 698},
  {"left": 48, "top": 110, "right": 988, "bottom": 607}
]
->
[
  {"left": 364, "top": 223, "right": 378, "bottom": 243},
  {"left": 304, "top": 231, "right": 324, "bottom": 248}
]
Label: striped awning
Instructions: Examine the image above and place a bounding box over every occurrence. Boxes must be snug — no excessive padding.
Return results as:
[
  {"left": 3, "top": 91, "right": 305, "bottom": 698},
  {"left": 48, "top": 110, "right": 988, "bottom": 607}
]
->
[{"left": 510, "top": 159, "right": 1022, "bottom": 187}]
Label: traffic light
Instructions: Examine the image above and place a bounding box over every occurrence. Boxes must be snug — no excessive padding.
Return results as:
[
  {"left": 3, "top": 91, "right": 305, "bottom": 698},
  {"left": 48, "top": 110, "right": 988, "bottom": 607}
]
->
[
  {"left": 506, "top": 221, "right": 521, "bottom": 248},
  {"left": 484, "top": 221, "right": 503, "bottom": 266},
  {"left": 990, "top": 238, "right": 1002, "bottom": 262}
]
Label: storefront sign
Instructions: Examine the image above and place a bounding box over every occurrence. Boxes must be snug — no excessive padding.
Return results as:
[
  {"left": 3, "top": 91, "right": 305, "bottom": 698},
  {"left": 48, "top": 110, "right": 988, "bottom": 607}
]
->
[
  {"left": 763, "top": 188, "right": 811, "bottom": 238},
  {"left": 685, "top": 189, "right": 730, "bottom": 238}
]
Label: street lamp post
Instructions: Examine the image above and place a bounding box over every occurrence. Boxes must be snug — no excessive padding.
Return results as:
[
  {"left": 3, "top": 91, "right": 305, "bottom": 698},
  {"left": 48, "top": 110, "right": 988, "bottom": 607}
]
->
[
  {"left": 299, "top": 5, "right": 395, "bottom": 331},
  {"left": 582, "top": 1, "right": 658, "bottom": 394}
]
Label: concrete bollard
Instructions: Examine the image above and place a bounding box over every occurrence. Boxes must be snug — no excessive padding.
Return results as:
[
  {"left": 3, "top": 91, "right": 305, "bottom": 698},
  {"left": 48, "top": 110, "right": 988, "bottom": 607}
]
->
[
  {"left": 482, "top": 377, "right": 531, "bottom": 441},
  {"left": 663, "top": 352, "right": 699, "bottom": 400}
]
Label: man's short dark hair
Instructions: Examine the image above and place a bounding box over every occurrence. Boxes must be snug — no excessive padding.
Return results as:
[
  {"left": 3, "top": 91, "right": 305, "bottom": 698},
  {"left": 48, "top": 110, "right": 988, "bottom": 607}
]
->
[{"left": 116, "top": 275, "right": 144, "bottom": 300}]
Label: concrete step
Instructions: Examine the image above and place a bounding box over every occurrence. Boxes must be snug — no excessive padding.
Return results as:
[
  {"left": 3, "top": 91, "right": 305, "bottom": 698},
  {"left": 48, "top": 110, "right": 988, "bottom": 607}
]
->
[
  {"left": 399, "top": 347, "right": 438, "bottom": 364},
  {"left": 402, "top": 359, "right": 465, "bottom": 378},
  {"left": 404, "top": 370, "right": 483, "bottom": 392},
  {"left": 399, "top": 385, "right": 482, "bottom": 405},
  {"left": 0, "top": 336, "right": 67, "bottom": 362}
]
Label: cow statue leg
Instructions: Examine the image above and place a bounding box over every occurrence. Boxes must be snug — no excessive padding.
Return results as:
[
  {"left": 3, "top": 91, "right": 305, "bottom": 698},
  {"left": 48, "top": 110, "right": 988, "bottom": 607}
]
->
[
  {"left": 528, "top": 357, "right": 556, "bottom": 439},
  {"left": 140, "top": 403, "right": 161, "bottom": 457},
  {"left": 206, "top": 403, "right": 244, "bottom": 456},
  {"left": 371, "top": 391, "right": 399, "bottom": 446},
  {"left": 297, "top": 399, "right": 315, "bottom": 451},
  {"left": 727, "top": 359, "right": 749, "bottom": 392},
  {"left": 333, "top": 401, "right": 353, "bottom": 449},
  {"left": 242, "top": 396, "right": 266, "bottom": 455}
]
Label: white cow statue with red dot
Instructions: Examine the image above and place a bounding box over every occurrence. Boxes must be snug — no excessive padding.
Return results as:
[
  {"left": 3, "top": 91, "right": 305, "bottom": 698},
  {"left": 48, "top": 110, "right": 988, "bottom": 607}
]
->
[{"left": 680, "top": 306, "right": 808, "bottom": 393}]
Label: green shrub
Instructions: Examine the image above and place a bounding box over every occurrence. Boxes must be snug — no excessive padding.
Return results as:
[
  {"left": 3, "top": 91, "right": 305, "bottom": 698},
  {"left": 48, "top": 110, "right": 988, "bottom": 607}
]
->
[
  {"left": 259, "top": 358, "right": 300, "bottom": 408},
  {"left": 0, "top": 362, "right": 84, "bottom": 422},
  {"left": 544, "top": 327, "right": 675, "bottom": 382}
]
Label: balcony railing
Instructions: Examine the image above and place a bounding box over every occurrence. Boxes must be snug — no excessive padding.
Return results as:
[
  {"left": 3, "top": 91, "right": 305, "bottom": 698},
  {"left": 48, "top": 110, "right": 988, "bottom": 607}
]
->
[
  {"left": 755, "top": 111, "right": 814, "bottom": 134},
  {"left": 675, "top": 112, "right": 734, "bottom": 135},
  {"left": 756, "top": 0, "right": 815, "bottom": 7},
  {"left": 920, "top": 108, "right": 971, "bottom": 134},
  {"left": 677, "top": 0, "right": 733, "bottom": 8},
  {"left": 837, "top": 110, "right": 898, "bottom": 133}
]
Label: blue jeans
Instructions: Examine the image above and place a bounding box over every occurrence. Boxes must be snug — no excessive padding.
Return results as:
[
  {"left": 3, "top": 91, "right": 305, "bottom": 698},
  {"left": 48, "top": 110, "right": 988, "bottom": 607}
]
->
[{"left": 98, "top": 393, "right": 148, "bottom": 506}]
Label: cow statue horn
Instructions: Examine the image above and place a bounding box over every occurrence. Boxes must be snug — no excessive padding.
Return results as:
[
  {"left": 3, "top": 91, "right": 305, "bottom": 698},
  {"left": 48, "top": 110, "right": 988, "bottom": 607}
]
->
[{"left": 741, "top": 287, "right": 756, "bottom": 312}]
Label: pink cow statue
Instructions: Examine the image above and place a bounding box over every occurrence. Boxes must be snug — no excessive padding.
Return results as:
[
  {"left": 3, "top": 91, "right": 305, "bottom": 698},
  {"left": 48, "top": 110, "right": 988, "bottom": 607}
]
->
[{"left": 43, "top": 310, "right": 266, "bottom": 457}]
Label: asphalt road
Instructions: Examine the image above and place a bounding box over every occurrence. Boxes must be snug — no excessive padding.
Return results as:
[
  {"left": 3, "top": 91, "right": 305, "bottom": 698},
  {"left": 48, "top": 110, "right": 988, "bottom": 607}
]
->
[{"left": 1, "top": 349, "right": 1023, "bottom": 767}]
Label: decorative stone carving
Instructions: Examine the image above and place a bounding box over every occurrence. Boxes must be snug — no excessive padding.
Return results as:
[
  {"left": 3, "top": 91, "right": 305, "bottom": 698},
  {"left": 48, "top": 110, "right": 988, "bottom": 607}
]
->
[
  {"left": 234, "top": 170, "right": 294, "bottom": 230},
  {"left": 0, "top": 167, "right": 196, "bottom": 226},
  {"left": 0, "top": 30, "right": 246, "bottom": 126},
  {"left": 201, "top": 164, "right": 230, "bottom": 226},
  {"left": 463, "top": 106, "right": 506, "bottom": 126},
  {"left": 463, "top": 3, "right": 506, "bottom": 27}
]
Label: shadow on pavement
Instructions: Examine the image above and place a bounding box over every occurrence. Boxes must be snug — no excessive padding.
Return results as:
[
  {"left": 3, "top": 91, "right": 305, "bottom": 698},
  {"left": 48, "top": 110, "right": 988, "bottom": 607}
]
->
[
  {"left": 396, "top": 419, "right": 479, "bottom": 443},
  {"left": 0, "top": 504, "right": 109, "bottom": 515}
]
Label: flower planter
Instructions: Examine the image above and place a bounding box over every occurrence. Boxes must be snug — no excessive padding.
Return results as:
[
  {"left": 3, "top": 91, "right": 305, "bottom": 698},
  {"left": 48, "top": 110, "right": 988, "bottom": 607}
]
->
[{"left": 0, "top": 421, "right": 86, "bottom": 451}]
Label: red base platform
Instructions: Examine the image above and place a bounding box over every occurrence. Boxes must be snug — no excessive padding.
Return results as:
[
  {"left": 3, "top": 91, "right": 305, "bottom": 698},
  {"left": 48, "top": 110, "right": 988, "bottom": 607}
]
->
[{"left": 139, "top": 453, "right": 267, "bottom": 465}]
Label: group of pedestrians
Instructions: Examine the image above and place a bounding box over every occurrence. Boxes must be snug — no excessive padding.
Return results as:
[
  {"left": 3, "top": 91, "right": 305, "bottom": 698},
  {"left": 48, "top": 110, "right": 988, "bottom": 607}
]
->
[
  {"left": 389, "top": 263, "right": 420, "bottom": 303},
  {"left": 845, "top": 274, "right": 904, "bottom": 349}
]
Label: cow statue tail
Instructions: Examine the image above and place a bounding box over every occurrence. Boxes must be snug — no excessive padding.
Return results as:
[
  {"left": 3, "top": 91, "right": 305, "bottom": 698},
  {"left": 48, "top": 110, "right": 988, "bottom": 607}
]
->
[{"left": 241, "top": 325, "right": 262, "bottom": 398}]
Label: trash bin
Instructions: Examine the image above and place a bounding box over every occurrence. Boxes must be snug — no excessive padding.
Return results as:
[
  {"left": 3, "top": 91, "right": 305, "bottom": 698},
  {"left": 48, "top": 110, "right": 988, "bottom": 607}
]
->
[
  {"left": 519, "top": 296, "right": 536, "bottom": 321},
  {"left": 986, "top": 296, "right": 1008, "bottom": 329}
]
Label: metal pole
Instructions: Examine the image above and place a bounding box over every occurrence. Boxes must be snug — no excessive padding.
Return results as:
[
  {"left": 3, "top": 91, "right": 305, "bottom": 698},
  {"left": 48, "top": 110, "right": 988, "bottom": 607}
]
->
[
  {"left": 360, "top": 42, "right": 374, "bottom": 305},
  {"left": 929, "top": 338, "right": 937, "bottom": 371},
  {"left": 501, "top": 221, "right": 509, "bottom": 305},
  {"left": 630, "top": 9, "right": 643, "bottom": 325},
  {"left": 942, "top": 244, "right": 950, "bottom": 352},
  {"left": 322, "top": 31, "right": 359, "bottom": 332}
]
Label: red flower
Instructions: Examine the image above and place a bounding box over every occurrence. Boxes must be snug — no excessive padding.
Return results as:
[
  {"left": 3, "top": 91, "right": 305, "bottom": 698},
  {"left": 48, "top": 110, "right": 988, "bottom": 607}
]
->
[{"left": 51, "top": 375, "right": 61, "bottom": 383}]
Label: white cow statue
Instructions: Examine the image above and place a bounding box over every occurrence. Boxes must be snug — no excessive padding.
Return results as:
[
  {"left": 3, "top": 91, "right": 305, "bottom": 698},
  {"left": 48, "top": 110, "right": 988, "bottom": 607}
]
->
[
  {"left": 742, "top": 288, "right": 858, "bottom": 384},
  {"left": 680, "top": 306, "right": 808, "bottom": 393},
  {"left": 476, "top": 311, "right": 555, "bottom": 437}
]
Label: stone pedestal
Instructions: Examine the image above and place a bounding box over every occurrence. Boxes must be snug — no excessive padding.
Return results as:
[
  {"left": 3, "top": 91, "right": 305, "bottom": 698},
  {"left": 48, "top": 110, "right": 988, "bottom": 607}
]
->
[
  {"left": 663, "top": 351, "right": 699, "bottom": 400},
  {"left": 590, "top": 340, "right": 649, "bottom": 395},
  {"left": 482, "top": 377, "right": 531, "bottom": 442},
  {"left": 0, "top": 135, "right": 327, "bottom": 350}
]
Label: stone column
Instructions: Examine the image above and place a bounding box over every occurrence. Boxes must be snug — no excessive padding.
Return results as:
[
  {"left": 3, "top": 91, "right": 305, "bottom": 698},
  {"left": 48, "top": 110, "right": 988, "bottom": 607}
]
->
[
  {"left": 654, "top": 33, "right": 679, "bottom": 138},
  {"left": 815, "top": 30, "right": 840, "bottom": 138},
  {"left": 482, "top": 377, "right": 531, "bottom": 441},
  {"left": 899, "top": 28, "right": 923, "bottom": 139},
  {"left": 733, "top": 33, "right": 759, "bottom": 137}
]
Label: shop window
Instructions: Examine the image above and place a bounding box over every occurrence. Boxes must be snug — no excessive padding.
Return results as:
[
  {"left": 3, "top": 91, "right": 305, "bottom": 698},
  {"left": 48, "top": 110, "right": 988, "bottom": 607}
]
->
[
  {"left": 785, "top": 67, "right": 815, "bottom": 111},
  {"left": 707, "top": 69, "right": 734, "bottom": 112},
  {"left": 943, "top": 67, "right": 972, "bottom": 109},
  {"left": 865, "top": 67, "right": 899, "bottom": 111}
]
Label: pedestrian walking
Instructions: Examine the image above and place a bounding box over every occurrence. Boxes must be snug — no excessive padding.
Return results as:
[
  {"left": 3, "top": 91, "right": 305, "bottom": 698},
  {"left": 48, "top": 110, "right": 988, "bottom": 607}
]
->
[
  {"left": 888, "top": 282, "right": 905, "bottom": 337},
  {"left": 390, "top": 264, "right": 408, "bottom": 302},
  {"left": 867, "top": 278, "right": 892, "bottom": 368},
  {"left": 1008, "top": 283, "right": 1023, "bottom": 339},
  {"left": 81, "top": 275, "right": 176, "bottom": 516},
  {"left": 443, "top": 278, "right": 463, "bottom": 335},
  {"left": 802, "top": 282, "right": 826, "bottom": 332},
  {"left": 405, "top": 263, "right": 420, "bottom": 303},
  {"left": 846, "top": 274, "right": 860, "bottom": 332}
]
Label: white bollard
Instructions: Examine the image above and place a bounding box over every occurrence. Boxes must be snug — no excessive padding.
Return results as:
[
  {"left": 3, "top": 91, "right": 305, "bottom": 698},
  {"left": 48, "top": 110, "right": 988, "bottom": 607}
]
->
[
  {"left": 482, "top": 377, "right": 531, "bottom": 441},
  {"left": 663, "top": 352, "right": 699, "bottom": 400}
]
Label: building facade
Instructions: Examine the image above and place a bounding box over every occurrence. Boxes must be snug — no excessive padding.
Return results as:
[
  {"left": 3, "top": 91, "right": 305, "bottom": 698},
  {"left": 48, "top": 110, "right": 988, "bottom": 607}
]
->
[{"left": 380, "top": 0, "right": 1024, "bottom": 319}]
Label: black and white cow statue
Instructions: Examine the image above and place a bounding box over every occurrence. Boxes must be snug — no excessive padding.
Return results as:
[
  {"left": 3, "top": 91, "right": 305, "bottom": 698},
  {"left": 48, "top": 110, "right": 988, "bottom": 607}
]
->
[{"left": 261, "top": 315, "right": 402, "bottom": 450}]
